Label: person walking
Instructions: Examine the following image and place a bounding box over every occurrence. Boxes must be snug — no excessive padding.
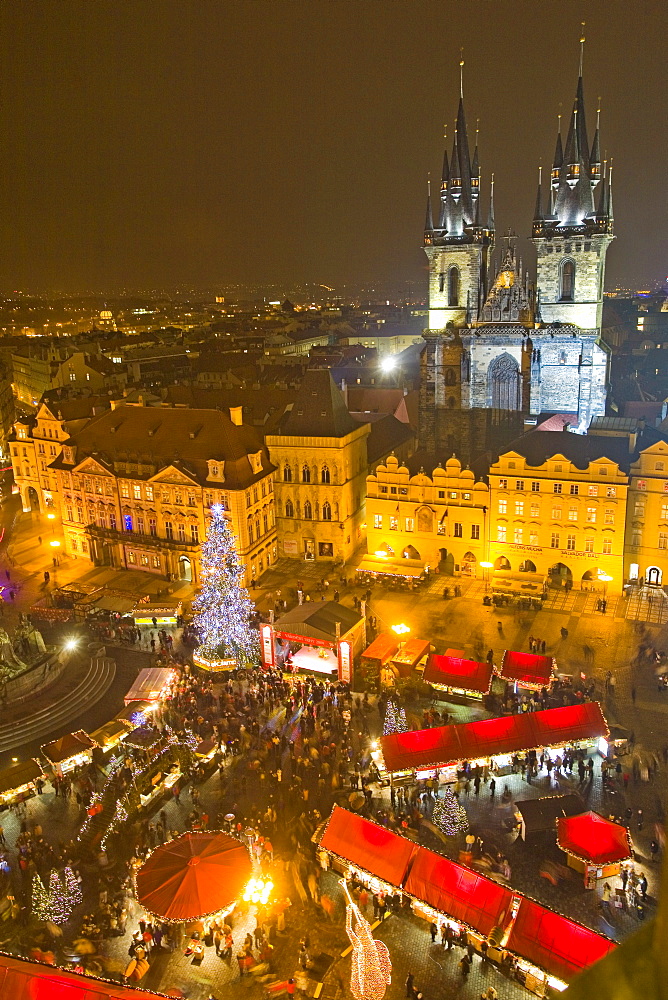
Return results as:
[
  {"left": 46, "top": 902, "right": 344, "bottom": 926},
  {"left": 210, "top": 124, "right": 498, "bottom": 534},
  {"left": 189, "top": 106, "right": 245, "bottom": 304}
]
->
[
  {"left": 489, "top": 778, "right": 496, "bottom": 799},
  {"left": 405, "top": 972, "right": 415, "bottom": 998},
  {"left": 430, "top": 921, "right": 437, "bottom": 942}
]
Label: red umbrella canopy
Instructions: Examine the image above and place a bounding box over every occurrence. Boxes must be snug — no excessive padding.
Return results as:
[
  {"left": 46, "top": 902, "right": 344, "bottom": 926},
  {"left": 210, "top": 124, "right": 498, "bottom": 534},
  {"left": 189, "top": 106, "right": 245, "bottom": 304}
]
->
[
  {"left": 135, "top": 831, "right": 252, "bottom": 921},
  {"left": 556, "top": 811, "right": 632, "bottom": 865}
]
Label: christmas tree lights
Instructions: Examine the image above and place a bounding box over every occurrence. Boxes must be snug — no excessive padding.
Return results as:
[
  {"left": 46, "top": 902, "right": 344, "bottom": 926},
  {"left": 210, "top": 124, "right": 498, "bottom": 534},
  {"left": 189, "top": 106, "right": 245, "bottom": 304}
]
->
[
  {"left": 383, "top": 698, "right": 408, "bottom": 736},
  {"left": 48, "top": 870, "right": 72, "bottom": 924},
  {"left": 64, "top": 867, "right": 83, "bottom": 907},
  {"left": 31, "top": 874, "right": 50, "bottom": 922},
  {"left": 432, "top": 785, "right": 469, "bottom": 836},
  {"left": 192, "top": 504, "right": 258, "bottom": 670}
]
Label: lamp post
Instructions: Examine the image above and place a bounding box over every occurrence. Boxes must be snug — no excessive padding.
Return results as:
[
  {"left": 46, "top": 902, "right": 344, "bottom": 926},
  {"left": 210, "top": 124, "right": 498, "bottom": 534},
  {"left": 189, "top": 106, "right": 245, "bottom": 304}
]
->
[
  {"left": 480, "top": 561, "right": 493, "bottom": 592},
  {"left": 598, "top": 572, "right": 613, "bottom": 598}
]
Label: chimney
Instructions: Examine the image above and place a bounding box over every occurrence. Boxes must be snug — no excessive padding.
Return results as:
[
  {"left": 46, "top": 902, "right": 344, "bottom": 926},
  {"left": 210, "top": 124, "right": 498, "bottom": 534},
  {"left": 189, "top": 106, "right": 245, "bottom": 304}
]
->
[{"left": 229, "top": 405, "right": 243, "bottom": 426}]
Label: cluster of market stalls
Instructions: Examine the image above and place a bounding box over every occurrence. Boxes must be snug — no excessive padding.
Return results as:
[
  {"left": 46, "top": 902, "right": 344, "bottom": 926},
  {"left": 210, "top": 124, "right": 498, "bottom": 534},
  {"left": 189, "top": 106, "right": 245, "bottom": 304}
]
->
[
  {"left": 317, "top": 806, "right": 617, "bottom": 994},
  {"left": 29, "top": 580, "right": 182, "bottom": 633},
  {"left": 0, "top": 667, "right": 207, "bottom": 811},
  {"left": 362, "top": 635, "right": 557, "bottom": 699},
  {"left": 260, "top": 600, "right": 366, "bottom": 682}
]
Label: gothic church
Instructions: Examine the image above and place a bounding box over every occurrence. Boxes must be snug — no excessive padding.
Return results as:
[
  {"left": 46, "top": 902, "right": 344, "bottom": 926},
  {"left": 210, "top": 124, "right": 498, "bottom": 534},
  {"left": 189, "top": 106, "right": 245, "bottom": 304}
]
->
[{"left": 419, "top": 59, "right": 614, "bottom": 462}]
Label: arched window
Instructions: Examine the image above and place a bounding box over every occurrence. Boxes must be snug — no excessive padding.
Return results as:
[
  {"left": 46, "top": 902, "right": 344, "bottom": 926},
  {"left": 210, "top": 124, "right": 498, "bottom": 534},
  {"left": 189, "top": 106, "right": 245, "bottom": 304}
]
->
[
  {"left": 560, "top": 259, "right": 575, "bottom": 302},
  {"left": 438, "top": 271, "right": 446, "bottom": 293},
  {"left": 303, "top": 500, "right": 312, "bottom": 519},
  {"left": 321, "top": 466, "right": 330, "bottom": 484},
  {"left": 301, "top": 465, "right": 311, "bottom": 484},
  {"left": 283, "top": 465, "right": 292, "bottom": 483},
  {"left": 448, "top": 266, "right": 460, "bottom": 306},
  {"left": 488, "top": 353, "right": 521, "bottom": 410},
  {"left": 285, "top": 498, "right": 294, "bottom": 517},
  {"left": 444, "top": 368, "right": 456, "bottom": 386},
  {"left": 322, "top": 501, "right": 332, "bottom": 521}
]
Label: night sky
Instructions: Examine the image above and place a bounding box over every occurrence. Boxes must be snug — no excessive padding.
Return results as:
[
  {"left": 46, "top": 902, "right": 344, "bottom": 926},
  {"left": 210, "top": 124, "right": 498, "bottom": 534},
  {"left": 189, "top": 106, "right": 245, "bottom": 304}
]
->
[{"left": 0, "top": 1, "right": 665, "bottom": 294}]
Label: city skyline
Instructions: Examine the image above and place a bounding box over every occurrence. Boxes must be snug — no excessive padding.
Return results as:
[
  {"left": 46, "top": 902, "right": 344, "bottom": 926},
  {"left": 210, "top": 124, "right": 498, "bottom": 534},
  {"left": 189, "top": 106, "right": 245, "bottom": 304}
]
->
[{"left": 0, "top": 1, "right": 665, "bottom": 294}]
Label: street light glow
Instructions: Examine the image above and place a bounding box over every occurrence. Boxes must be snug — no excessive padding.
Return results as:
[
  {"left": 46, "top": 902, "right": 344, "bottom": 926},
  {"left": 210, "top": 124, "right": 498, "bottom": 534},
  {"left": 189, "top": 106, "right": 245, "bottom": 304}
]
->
[
  {"left": 392, "top": 623, "right": 410, "bottom": 635},
  {"left": 381, "top": 356, "right": 396, "bottom": 372},
  {"left": 49, "top": 539, "right": 61, "bottom": 547},
  {"left": 64, "top": 638, "right": 78, "bottom": 651}
]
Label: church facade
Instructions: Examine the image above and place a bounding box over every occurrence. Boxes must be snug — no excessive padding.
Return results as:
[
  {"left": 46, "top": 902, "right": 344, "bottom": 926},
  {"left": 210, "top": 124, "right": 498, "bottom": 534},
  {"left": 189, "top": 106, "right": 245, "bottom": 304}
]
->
[{"left": 419, "top": 66, "right": 614, "bottom": 462}]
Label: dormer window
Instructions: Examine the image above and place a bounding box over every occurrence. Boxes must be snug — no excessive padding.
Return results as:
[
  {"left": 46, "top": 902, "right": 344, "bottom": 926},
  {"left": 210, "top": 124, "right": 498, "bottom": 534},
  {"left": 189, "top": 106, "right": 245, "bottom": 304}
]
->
[{"left": 207, "top": 460, "right": 225, "bottom": 482}]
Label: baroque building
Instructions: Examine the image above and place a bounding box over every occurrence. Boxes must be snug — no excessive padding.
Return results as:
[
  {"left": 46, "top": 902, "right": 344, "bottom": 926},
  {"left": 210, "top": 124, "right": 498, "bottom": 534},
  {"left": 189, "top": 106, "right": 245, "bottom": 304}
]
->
[
  {"left": 624, "top": 438, "right": 668, "bottom": 588},
  {"left": 420, "top": 60, "right": 613, "bottom": 462}
]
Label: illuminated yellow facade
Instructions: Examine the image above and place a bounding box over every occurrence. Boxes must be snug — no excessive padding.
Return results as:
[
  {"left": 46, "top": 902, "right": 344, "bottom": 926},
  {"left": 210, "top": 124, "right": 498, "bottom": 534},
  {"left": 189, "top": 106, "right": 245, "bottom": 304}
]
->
[{"left": 624, "top": 438, "right": 668, "bottom": 587}]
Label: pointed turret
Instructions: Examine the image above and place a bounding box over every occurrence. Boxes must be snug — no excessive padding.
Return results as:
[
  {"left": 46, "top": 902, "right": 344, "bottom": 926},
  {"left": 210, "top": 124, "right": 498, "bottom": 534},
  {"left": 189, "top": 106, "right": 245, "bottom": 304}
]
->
[
  {"left": 590, "top": 105, "right": 601, "bottom": 187},
  {"left": 564, "top": 105, "right": 581, "bottom": 188},
  {"left": 424, "top": 179, "right": 434, "bottom": 243},
  {"left": 551, "top": 115, "right": 563, "bottom": 189},
  {"left": 441, "top": 146, "right": 450, "bottom": 193},
  {"left": 487, "top": 173, "right": 495, "bottom": 231},
  {"left": 471, "top": 121, "right": 480, "bottom": 201},
  {"left": 450, "top": 127, "right": 462, "bottom": 202},
  {"left": 607, "top": 162, "right": 614, "bottom": 221},
  {"left": 534, "top": 165, "right": 544, "bottom": 222}
]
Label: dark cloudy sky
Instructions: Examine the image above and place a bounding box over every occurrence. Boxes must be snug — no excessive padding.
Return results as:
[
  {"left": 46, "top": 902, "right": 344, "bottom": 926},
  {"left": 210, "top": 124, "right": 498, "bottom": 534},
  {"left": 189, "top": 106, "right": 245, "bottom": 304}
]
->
[{"left": 0, "top": 0, "right": 665, "bottom": 294}]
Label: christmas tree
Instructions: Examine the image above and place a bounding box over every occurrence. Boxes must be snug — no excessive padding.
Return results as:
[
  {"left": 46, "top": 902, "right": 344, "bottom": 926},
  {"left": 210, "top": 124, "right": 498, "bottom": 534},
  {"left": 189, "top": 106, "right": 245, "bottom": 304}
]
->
[
  {"left": 63, "top": 867, "right": 83, "bottom": 908},
  {"left": 383, "top": 698, "right": 408, "bottom": 736},
  {"left": 48, "top": 870, "right": 72, "bottom": 924},
  {"left": 31, "top": 873, "right": 50, "bottom": 922},
  {"left": 192, "top": 503, "right": 258, "bottom": 668},
  {"left": 432, "top": 786, "right": 469, "bottom": 836}
]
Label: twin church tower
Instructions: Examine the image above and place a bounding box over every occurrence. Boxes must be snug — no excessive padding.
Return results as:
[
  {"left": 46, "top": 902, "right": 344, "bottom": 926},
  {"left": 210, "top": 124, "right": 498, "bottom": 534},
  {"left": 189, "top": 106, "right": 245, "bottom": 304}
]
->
[{"left": 419, "top": 52, "right": 614, "bottom": 460}]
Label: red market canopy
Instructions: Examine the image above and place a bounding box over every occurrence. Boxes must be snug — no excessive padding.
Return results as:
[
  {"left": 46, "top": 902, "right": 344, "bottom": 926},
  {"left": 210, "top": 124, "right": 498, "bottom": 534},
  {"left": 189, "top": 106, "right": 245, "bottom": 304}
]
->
[
  {"left": 0, "top": 952, "right": 168, "bottom": 999},
  {"left": 380, "top": 702, "right": 608, "bottom": 773},
  {"left": 318, "top": 805, "right": 416, "bottom": 887},
  {"left": 362, "top": 634, "right": 399, "bottom": 663},
  {"left": 403, "top": 846, "right": 513, "bottom": 937},
  {"left": 422, "top": 655, "right": 493, "bottom": 694},
  {"left": 557, "top": 811, "right": 632, "bottom": 865},
  {"left": 500, "top": 650, "right": 555, "bottom": 687},
  {"left": 135, "top": 831, "right": 252, "bottom": 921},
  {"left": 506, "top": 898, "right": 617, "bottom": 983}
]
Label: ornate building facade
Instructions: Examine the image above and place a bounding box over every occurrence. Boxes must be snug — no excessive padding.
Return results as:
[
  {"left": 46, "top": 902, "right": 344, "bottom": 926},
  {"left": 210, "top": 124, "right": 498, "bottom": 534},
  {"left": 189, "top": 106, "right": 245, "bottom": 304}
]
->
[{"left": 420, "top": 63, "right": 613, "bottom": 462}]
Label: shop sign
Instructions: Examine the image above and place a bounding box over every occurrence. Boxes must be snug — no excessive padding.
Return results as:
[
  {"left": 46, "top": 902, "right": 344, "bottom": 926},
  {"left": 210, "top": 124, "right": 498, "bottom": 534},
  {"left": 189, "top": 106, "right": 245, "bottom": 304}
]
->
[
  {"left": 338, "top": 640, "right": 351, "bottom": 683},
  {"left": 260, "top": 624, "right": 275, "bottom": 669}
]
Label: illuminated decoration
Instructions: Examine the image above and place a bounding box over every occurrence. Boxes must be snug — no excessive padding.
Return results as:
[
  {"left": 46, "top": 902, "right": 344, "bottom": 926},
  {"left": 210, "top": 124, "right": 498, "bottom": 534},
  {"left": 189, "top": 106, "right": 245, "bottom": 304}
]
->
[
  {"left": 374, "top": 550, "right": 388, "bottom": 559},
  {"left": 192, "top": 504, "right": 258, "bottom": 671},
  {"left": 243, "top": 875, "right": 274, "bottom": 905},
  {"left": 31, "top": 873, "right": 51, "bottom": 922},
  {"left": 391, "top": 623, "right": 410, "bottom": 635},
  {"left": 382, "top": 698, "right": 407, "bottom": 737},
  {"left": 341, "top": 879, "right": 391, "bottom": 1000},
  {"left": 63, "top": 867, "right": 83, "bottom": 907},
  {"left": 432, "top": 786, "right": 469, "bottom": 836}
]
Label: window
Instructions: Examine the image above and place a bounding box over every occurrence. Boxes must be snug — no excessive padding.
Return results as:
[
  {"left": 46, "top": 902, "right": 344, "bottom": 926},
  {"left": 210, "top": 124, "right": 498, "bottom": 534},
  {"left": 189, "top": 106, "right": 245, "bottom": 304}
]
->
[
  {"left": 602, "top": 538, "right": 612, "bottom": 554},
  {"left": 152, "top": 555, "right": 161, "bottom": 568},
  {"left": 598, "top": 467, "right": 608, "bottom": 476},
  {"left": 322, "top": 501, "right": 332, "bottom": 521},
  {"left": 529, "top": 529, "right": 538, "bottom": 545},
  {"left": 127, "top": 551, "right": 136, "bottom": 564},
  {"left": 530, "top": 503, "right": 540, "bottom": 518},
  {"left": 161, "top": 490, "right": 170, "bottom": 503},
  {"left": 514, "top": 527, "right": 523, "bottom": 543},
  {"left": 550, "top": 532, "right": 560, "bottom": 548},
  {"left": 37, "top": 443, "right": 45, "bottom": 455},
  {"left": 283, "top": 465, "right": 292, "bottom": 483},
  {"left": 586, "top": 507, "right": 597, "bottom": 523},
  {"left": 453, "top": 522, "right": 463, "bottom": 537},
  {"left": 210, "top": 464, "right": 219, "bottom": 478},
  {"left": 637, "top": 480, "right": 646, "bottom": 491},
  {"left": 373, "top": 514, "right": 383, "bottom": 529},
  {"left": 285, "top": 499, "right": 294, "bottom": 518},
  {"left": 438, "top": 271, "right": 445, "bottom": 294},
  {"left": 188, "top": 493, "right": 197, "bottom": 507},
  {"left": 390, "top": 487, "right": 397, "bottom": 495},
  {"left": 136, "top": 516, "right": 145, "bottom": 534},
  {"left": 65, "top": 504, "right": 73, "bottom": 521},
  {"left": 245, "top": 490, "right": 251, "bottom": 507},
  {"left": 321, "top": 466, "right": 330, "bottom": 484},
  {"left": 656, "top": 462, "right": 665, "bottom": 472},
  {"left": 552, "top": 506, "right": 562, "bottom": 520},
  {"left": 303, "top": 500, "right": 312, "bottom": 519},
  {"left": 606, "top": 487, "right": 617, "bottom": 497},
  {"left": 462, "top": 492, "right": 471, "bottom": 501},
  {"left": 301, "top": 465, "right": 311, "bottom": 484},
  {"left": 149, "top": 518, "right": 157, "bottom": 536},
  {"left": 588, "top": 485, "right": 598, "bottom": 496},
  {"left": 560, "top": 259, "right": 575, "bottom": 301},
  {"left": 568, "top": 506, "right": 578, "bottom": 521},
  {"left": 449, "top": 491, "right": 458, "bottom": 500},
  {"left": 379, "top": 486, "right": 388, "bottom": 494},
  {"left": 165, "top": 520, "right": 173, "bottom": 539},
  {"left": 191, "top": 524, "right": 199, "bottom": 544},
  {"left": 499, "top": 478, "right": 508, "bottom": 489},
  {"left": 515, "top": 480, "right": 525, "bottom": 491},
  {"left": 662, "top": 503, "right": 668, "bottom": 521},
  {"left": 554, "top": 464, "right": 563, "bottom": 473},
  {"left": 447, "top": 266, "right": 460, "bottom": 307},
  {"left": 390, "top": 516, "right": 398, "bottom": 530},
  {"left": 585, "top": 537, "right": 594, "bottom": 553},
  {"left": 553, "top": 483, "right": 562, "bottom": 494},
  {"left": 133, "top": 484, "right": 141, "bottom": 500},
  {"left": 109, "top": 512, "right": 116, "bottom": 531},
  {"left": 471, "top": 524, "right": 480, "bottom": 539},
  {"left": 632, "top": 531, "right": 642, "bottom": 547},
  {"left": 263, "top": 513, "right": 268, "bottom": 533},
  {"left": 123, "top": 514, "right": 133, "bottom": 532},
  {"left": 565, "top": 534, "right": 576, "bottom": 550},
  {"left": 515, "top": 501, "right": 524, "bottom": 516},
  {"left": 438, "top": 490, "right": 445, "bottom": 499},
  {"left": 660, "top": 533, "right": 668, "bottom": 550},
  {"left": 405, "top": 517, "right": 414, "bottom": 532},
  {"left": 498, "top": 498, "right": 507, "bottom": 514},
  {"left": 177, "top": 523, "right": 186, "bottom": 542},
  {"left": 570, "top": 484, "right": 579, "bottom": 495},
  {"left": 84, "top": 477, "right": 92, "bottom": 493},
  {"left": 604, "top": 510, "right": 614, "bottom": 524},
  {"left": 634, "top": 501, "right": 645, "bottom": 517},
  {"left": 71, "top": 537, "right": 78, "bottom": 552},
  {"left": 531, "top": 481, "right": 540, "bottom": 492},
  {"left": 497, "top": 524, "right": 507, "bottom": 542}
]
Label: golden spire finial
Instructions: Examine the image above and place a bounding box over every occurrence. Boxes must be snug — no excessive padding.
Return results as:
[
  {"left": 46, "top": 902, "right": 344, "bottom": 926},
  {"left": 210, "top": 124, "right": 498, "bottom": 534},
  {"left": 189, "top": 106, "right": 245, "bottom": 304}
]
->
[
  {"left": 459, "top": 49, "right": 464, "bottom": 98},
  {"left": 579, "top": 22, "right": 586, "bottom": 75}
]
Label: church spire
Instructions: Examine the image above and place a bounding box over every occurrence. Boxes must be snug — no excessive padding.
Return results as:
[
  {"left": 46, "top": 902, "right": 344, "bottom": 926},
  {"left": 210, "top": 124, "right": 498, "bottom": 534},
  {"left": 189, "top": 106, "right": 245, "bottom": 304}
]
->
[
  {"left": 487, "top": 173, "right": 495, "bottom": 230},
  {"left": 590, "top": 103, "right": 602, "bottom": 187},
  {"left": 551, "top": 113, "right": 563, "bottom": 190},
  {"left": 424, "top": 176, "right": 434, "bottom": 238},
  {"left": 533, "top": 165, "right": 543, "bottom": 222}
]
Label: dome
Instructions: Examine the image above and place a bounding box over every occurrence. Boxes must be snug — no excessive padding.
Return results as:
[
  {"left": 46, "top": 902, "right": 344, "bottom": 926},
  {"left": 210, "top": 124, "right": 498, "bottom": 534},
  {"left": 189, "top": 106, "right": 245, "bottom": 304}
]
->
[
  {"left": 473, "top": 481, "right": 488, "bottom": 492},
  {"left": 445, "top": 455, "right": 461, "bottom": 471},
  {"left": 460, "top": 468, "right": 475, "bottom": 481}
]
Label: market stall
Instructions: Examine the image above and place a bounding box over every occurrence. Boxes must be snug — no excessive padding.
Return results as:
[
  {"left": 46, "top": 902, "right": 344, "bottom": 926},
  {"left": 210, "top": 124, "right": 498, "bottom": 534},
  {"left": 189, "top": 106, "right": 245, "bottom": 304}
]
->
[
  {"left": 89, "top": 719, "right": 133, "bottom": 755},
  {"left": 194, "top": 737, "right": 219, "bottom": 764},
  {"left": 556, "top": 811, "right": 632, "bottom": 886},
  {"left": 356, "top": 554, "right": 425, "bottom": 582},
  {"left": 261, "top": 600, "right": 365, "bottom": 684},
  {"left": 133, "top": 602, "right": 182, "bottom": 627},
  {"left": 499, "top": 650, "right": 556, "bottom": 690},
  {"left": 390, "top": 638, "right": 432, "bottom": 680},
  {"left": 0, "top": 953, "right": 160, "bottom": 1000},
  {"left": 514, "top": 793, "right": 584, "bottom": 841},
  {"left": 490, "top": 571, "right": 547, "bottom": 606},
  {"left": 423, "top": 654, "right": 494, "bottom": 698},
  {"left": 0, "top": 759, "right": 45, "bottom": 807},
  {"left": 360, "top": 634, "right": 399, "bottom": 688},
  {"left": 318, "top": 804, "right": 417, "bottom": 888},
  {"left": 114, "top": 700, "right": 156, "bottom": 726},
  {"left": 123, "top": 667, "right": 175, "bottom": 705},
  {"left": 41, "top": 731, "right": 97, "bottom": 776},
  {"left": 380, "top": 702, "right": 609, "bottom": 775}
]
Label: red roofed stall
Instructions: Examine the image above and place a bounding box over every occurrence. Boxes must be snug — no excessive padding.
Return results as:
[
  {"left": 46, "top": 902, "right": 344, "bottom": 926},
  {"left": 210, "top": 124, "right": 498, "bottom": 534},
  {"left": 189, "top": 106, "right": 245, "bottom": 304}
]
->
[
  {"left": 500, "top": 650, "right": 555, "bottom": 688},
  {"left": 0, "top": 951, "right": 170, "bottom": 999},
  {"left": 557, "top": 811, "right": 632, "bottom": 884},
  {"left": 318, "top": 805, "right": 416, "bottom": 887},
  {"left": 505, "top": 898, "right": 617, "bottom": 984},
  {"left": 380, "top": 702, "right": 608, "bottom": 774},
  {"left": 403, "top": 846, "right": 513, "bottom": 938},
  {"left": 423, "top": 655, "right": 493, "bottom": 696}
]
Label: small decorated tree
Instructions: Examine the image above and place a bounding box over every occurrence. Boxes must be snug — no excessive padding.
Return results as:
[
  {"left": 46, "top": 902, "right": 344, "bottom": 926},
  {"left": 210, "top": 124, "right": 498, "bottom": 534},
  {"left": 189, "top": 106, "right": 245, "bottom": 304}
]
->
[
  {"left": 192, "top": 504, "right": 258, "bottom": 670},
  {"left": 432, "top": 786, "right": 469, "bottom": 836},
  {"left": 31, "top": 873, "right": 51, "bottom": 922},
  {"left": 63, "top": 867, "right": 83, "bottom": 908},
  {"left": 48, "top": 870, "right": 72, "bottom": 924},
  {"left": 383, "top": 698, "right": 408, "bottom": 736}
]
